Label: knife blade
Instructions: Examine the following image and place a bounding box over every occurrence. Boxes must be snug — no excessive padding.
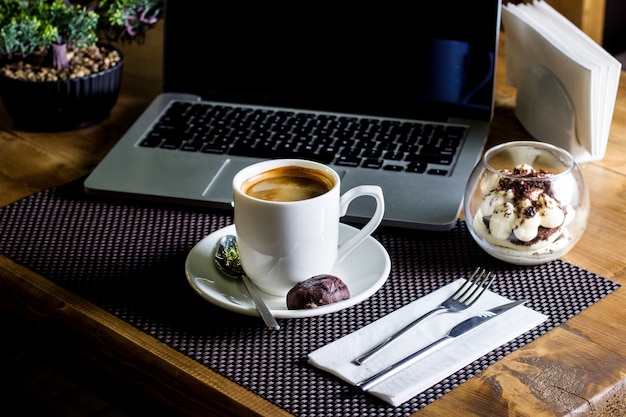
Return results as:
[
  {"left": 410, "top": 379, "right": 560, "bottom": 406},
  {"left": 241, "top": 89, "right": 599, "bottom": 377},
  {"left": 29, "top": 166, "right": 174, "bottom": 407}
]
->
[{"left": 356, "top": 299, "right": 527, "bottom": 391}]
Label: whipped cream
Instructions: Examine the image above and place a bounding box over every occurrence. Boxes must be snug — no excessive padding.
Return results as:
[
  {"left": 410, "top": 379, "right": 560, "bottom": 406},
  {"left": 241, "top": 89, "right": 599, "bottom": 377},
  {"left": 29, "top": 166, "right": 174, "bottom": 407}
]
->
[{"left": 473, "top": 164, "right": 574, "bottom": 254}]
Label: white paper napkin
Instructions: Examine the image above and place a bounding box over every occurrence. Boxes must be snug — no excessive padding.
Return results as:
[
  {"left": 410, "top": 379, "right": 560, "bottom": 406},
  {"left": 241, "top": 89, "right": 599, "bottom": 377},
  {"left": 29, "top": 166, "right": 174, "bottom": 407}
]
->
[{"left": 308, "top": 279, "right": 548, "bottom": 406}]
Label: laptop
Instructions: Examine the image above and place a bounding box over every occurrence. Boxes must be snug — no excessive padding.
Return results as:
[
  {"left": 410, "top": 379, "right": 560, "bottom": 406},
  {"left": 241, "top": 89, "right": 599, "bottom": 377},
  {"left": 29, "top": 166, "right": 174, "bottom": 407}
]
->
[{"left": 84, "top": 1, "right": 502, "bottom": 231}]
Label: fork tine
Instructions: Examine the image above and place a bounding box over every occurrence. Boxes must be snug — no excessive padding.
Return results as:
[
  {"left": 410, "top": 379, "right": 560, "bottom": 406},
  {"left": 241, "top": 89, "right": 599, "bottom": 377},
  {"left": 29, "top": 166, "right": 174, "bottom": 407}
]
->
[
  {"left": 452, "top": 267, "right": 485, "bottom": 301},
  {"left": 458, "top": 268, "right": 488, "bottom": 301},
  {"left": 461, "top": 270, "right": 496, "bottom": 306},
  {"left": 450, "top": 267, "right": 484, "bottom": 300}
]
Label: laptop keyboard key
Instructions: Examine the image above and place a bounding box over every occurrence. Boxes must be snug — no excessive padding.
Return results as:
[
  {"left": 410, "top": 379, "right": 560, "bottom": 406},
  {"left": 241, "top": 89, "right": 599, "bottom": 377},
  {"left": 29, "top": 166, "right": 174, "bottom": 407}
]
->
[
  {"left": 362, "top": 158, "right": 384, "bottom": 169},
  {"left": 139, "top": 135, "right": 162, "bottom": 148},
  {"left": 160, "top": 136, "right": 185, "bottom": 150},
  {"left": 383, "top": 164, "right": 404, "bottom": 171},
  {"left": 362, "top": 149, "right": 383, "bottom": 159},
  {"left": 317, "top": 148, "right": 338, "bottom": 164},
  {"left": 383, "top": 151, "right": 403, "bottom": 160},
  {"left": 182, "top": 141, "right": 204, "bottom": 152},
  {"left": 336, "top": 156, "right": 361, "bottom": 167},
  {"left": 406, "top": 161, "right": 427, "bottom": 173},
  {"left": 229, "top": 139, "right": 257, "bottom": 156},
  {"left": 428, "top": 168, "right": 449, "bottom": 175}
]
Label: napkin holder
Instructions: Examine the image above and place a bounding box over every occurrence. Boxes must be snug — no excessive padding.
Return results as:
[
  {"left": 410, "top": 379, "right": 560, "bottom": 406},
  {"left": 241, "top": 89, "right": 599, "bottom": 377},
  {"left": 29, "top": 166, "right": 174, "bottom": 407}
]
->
[{"left": 515, "top": 64, "right": 597, "bottom": 163}]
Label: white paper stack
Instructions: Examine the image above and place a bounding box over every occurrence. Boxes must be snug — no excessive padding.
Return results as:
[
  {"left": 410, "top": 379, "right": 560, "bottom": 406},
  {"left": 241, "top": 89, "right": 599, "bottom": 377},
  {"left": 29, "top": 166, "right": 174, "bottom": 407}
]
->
[{"left": 502, "top": 0, "right": 622, "bottom": 162}]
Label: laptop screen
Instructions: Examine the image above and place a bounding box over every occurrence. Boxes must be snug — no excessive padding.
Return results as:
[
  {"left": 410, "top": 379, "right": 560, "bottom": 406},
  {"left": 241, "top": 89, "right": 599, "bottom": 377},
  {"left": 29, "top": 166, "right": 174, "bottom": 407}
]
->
[{"left": 163, "top": 2, "right": 500, "bottom": 122}]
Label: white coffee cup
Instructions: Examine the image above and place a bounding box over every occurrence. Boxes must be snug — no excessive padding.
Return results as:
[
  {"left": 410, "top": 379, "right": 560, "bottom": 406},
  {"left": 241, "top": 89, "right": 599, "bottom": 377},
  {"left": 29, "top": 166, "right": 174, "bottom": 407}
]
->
[{"left": 232, "top": 159, "right": 385, "bottom": 296}]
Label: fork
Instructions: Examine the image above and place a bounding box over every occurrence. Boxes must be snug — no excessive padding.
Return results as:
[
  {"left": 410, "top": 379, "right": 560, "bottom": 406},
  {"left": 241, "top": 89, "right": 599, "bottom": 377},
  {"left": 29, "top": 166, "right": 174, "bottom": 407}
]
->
[{"left": 352, "top": 267, "right": 496, "bottom": 365}]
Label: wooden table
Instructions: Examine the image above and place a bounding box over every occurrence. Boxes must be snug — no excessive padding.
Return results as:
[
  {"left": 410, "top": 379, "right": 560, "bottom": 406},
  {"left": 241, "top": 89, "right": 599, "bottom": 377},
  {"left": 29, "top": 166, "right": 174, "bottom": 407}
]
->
[{"left": 1, "top": 22, "right": 625, "bottom": 416}]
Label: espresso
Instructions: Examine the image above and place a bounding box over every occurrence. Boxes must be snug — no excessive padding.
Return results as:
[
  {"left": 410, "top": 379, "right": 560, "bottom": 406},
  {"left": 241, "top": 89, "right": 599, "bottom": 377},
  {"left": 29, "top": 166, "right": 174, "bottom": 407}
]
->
[{"left": 242, "top": 166, "right": 335, "bottom": 202}]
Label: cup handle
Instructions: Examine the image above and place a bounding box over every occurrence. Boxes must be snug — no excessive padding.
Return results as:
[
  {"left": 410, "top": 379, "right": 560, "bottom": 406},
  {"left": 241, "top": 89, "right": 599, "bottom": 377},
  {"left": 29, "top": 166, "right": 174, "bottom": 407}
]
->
[
  {"left": 336, "top": 185, "right": 385, "bottom": 264},
  {"left": 460, "top": 51, "right": 494, "bottom": 104}
]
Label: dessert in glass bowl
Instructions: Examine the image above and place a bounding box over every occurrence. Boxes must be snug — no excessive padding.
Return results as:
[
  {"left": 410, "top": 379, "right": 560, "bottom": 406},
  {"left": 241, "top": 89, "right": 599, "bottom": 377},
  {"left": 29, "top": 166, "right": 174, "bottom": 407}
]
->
[{"left": 464, "top": 141, "right": 589, "bottom": 265}]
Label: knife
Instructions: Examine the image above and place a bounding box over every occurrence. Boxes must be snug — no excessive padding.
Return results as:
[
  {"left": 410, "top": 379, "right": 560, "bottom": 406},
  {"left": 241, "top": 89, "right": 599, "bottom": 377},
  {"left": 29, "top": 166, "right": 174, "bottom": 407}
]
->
[{"left": 356, "top": 299, "right": 527, "bottom": 391}]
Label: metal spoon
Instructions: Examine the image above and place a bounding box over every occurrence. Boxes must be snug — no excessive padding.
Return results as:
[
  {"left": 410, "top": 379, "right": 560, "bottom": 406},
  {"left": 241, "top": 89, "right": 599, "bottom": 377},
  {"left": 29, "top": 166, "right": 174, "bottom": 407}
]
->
[{"left": 214, "top": 234, "right": 280, "bottom": 331}]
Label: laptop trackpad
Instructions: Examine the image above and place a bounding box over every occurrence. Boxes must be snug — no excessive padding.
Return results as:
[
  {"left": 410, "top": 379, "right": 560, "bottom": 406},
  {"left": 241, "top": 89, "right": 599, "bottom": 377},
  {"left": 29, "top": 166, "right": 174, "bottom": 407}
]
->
[{"left": 202, "top": 159, "right": 257, "bottom": 202}]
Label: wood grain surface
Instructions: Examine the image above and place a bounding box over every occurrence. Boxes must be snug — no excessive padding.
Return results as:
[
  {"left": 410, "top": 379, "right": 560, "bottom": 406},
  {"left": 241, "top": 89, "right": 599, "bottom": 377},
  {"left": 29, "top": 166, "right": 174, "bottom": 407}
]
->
[{"left": 1, "top": 21, "right": 625, "bottom": 417}]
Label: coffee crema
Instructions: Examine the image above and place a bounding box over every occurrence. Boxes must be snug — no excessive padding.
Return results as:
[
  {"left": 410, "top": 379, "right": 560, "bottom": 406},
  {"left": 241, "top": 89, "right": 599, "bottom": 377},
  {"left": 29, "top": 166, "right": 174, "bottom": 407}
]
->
[{"left": 242, "top": 166, "right": 335, "bottom": 202}]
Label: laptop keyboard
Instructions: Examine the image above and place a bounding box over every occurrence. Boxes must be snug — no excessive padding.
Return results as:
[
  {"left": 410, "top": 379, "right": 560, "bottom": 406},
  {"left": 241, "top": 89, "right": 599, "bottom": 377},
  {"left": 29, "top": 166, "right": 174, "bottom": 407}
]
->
[{"left": 138, "top": 101, "right": 468, "bottom": 175}]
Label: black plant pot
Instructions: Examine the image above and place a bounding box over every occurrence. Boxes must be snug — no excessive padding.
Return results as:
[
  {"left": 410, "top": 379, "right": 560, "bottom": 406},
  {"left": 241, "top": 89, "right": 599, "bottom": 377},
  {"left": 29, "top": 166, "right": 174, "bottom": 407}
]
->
[{"left": 0, "top": 47, "right": 124, "bottom": 132}]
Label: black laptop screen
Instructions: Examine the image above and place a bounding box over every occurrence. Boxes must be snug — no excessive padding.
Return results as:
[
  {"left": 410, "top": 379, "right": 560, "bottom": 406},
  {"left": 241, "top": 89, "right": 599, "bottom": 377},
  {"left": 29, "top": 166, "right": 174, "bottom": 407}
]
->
[{"left": 163, "top": 2, "right": 501, "bottom": 122}]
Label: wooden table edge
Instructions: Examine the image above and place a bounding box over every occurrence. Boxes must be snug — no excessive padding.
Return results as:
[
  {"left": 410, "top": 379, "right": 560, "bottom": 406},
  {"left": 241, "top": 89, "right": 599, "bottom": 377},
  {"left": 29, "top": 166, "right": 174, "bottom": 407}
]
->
[{"left": 0, "top": 254, "right": 291, "bottom": 417}]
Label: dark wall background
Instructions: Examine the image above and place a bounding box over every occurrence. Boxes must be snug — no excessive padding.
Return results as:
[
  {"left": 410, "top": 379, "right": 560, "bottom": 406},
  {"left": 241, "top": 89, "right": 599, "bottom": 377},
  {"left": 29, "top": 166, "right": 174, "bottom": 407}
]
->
[{"left": 603, "top": 0, "right": 626, "bottom": 66}]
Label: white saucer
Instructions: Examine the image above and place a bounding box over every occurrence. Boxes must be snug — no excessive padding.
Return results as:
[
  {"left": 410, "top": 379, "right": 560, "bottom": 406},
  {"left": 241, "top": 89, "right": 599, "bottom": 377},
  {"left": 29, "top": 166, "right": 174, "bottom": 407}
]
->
[{"left": 185, "top": 224, "right": 391, "bottom": 319}]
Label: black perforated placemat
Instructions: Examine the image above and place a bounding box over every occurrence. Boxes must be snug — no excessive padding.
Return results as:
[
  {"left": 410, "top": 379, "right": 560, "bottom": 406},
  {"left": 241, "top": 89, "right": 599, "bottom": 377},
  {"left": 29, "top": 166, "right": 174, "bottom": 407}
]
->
[{"left": 0, "top": 181, "right": 620, "bottom": 417}]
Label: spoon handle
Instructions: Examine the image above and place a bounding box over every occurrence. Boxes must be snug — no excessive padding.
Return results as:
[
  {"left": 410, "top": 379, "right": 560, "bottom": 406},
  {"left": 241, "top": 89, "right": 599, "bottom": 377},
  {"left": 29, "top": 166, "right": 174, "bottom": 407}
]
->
[{"left": 242, "top": 275, "right": 281, "bottom": 331}]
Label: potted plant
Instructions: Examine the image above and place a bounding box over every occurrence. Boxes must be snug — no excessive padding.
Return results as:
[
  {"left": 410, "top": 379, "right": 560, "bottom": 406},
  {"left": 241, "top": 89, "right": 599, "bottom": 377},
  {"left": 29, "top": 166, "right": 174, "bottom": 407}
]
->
[{"left": 0, "top": 0, "right": 164, "bottom": 131}]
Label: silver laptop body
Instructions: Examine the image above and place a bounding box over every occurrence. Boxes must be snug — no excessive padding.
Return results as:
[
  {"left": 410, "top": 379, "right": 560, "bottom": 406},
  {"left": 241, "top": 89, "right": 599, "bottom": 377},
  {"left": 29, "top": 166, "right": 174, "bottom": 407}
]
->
[{"left": 85, "top": 1, "right": 502, "bottom": 231}]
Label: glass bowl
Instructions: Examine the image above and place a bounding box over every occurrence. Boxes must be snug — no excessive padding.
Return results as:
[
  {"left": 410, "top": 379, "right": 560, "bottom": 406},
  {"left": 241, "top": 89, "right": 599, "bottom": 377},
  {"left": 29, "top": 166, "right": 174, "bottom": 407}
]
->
[{"left": 464, "top": 141, "right": 589, "bottom": 265}]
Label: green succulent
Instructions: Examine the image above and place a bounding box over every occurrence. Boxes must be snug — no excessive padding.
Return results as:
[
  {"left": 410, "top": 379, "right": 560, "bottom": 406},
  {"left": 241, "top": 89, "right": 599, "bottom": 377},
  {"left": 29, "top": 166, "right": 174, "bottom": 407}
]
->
[
  {"left": 0, "top": 0, "right": 163, "bottom": 70},
  {"left": 96, "top": 0, "right": 164, "bottom": 44}
]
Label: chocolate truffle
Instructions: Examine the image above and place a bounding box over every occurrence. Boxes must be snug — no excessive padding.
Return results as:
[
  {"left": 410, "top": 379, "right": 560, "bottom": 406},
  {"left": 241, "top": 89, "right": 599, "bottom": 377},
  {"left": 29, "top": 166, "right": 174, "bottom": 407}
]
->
[{"left": 286, "top": 274, "right": 350, "bottom": 310}]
